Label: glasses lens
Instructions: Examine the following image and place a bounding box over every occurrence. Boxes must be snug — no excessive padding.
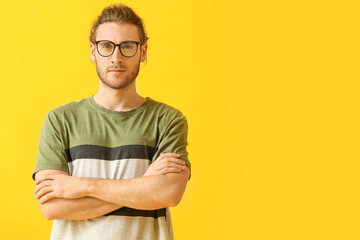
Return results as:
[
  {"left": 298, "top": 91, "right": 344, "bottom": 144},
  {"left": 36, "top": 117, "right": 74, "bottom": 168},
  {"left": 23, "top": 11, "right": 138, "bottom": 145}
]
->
[
  {"left": 121, "top": 42, "right": 138, "bottom": 57},
  {"left": 97, "top": 41, "right": 114, "bottom": 56}
]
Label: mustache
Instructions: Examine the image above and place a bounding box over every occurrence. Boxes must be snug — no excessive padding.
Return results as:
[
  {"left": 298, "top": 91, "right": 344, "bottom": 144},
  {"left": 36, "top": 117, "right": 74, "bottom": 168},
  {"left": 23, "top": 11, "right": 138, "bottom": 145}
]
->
[{"left": 107, "top": 66, "right": 126, "bottom": 71}]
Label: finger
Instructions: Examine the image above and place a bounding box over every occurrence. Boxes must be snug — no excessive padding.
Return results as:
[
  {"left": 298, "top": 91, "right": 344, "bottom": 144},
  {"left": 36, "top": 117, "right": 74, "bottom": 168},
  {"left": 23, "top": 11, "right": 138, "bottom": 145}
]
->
[
  {"left": 39, "top": 192, "right": 56, "bottom": 204},
  {"left": 154, "top": 158, "right": 186, "bottom": 170},
  {"left": 160, "top": 157, "right": 186, "bottom": 165},
  {"left": 34, "top": 185, "right": 42, "bottom": 196},
  {"left": 34, "top": 175, "right": 54, "bottom": 185},
  {"left": 34, "top": 180, "right": 51, "bottom": 195},
  {"left": 34, "top": 176, "right": 47, "bottom": 185},
  {"left": 158, "top": 167, "right": 183, "bottom": 175},
  {"left": 158, "top": 153, "right": 181, "bottom": 160},
  {"left": 159, "top": 162, "right": 186, "bottom": 170},
  {"left": 35, "top": 186, "right": 53, "bottom": 200}
]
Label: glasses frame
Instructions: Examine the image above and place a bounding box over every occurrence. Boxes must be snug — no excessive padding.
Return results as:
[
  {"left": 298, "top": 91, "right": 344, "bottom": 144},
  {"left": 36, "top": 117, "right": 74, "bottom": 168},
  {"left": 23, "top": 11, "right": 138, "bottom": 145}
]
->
[{"left": 94, "top": 40, "right": 143, "bottom": 58}]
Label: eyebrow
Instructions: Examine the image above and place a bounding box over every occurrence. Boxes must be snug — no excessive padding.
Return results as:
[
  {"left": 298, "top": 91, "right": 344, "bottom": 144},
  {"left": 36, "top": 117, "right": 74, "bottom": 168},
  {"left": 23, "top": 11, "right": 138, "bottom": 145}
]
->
[{"left": 96, "top": 40, "right": 140, "bottom": 43}]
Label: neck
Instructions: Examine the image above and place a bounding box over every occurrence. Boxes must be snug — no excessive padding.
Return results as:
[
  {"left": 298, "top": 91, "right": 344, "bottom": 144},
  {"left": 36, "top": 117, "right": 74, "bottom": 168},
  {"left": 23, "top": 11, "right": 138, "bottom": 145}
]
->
[{"left": 93, "top": 81, "right": 146, "bottom": 112}]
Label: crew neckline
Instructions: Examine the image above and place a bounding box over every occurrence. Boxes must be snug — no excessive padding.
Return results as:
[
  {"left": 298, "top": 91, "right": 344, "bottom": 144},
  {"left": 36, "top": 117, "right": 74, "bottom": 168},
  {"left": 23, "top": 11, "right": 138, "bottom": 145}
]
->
[{"left": 87, "top": 95, "right": 151, "bottom": 116}]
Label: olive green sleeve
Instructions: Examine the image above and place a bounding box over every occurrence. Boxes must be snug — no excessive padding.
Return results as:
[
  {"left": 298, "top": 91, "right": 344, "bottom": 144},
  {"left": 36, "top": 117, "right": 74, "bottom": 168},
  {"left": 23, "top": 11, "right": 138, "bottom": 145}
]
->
[
  {"left": 32, "top": 110, "right": 69, "bottom": 180},
  {"left": 152, "top": 113, "right": 191, "bottom": 179}
]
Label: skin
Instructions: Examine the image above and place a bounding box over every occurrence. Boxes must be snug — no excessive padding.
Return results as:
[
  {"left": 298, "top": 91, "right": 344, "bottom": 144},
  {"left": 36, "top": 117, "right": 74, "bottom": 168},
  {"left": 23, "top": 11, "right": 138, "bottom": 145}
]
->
[
  {"left": 34, "top": 153, "right": 189, "bottom": 209},
  {"left": 34, "top": 22, "right": 190, "bottom": 220},
  {"left": 34, "top": 153, "right": 189, "bottom": 220},
  {"left": 90, "top": 22, "right": 148, "bottom": 112}
]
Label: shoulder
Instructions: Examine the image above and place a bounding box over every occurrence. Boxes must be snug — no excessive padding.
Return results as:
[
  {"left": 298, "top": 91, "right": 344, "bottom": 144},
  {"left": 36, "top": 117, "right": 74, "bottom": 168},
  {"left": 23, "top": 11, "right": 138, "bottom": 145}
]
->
[
  {"left": 148, "top": 98, "right": 186, "bottom": 120},
  {"left": 43, "top": 97, "right": 89, "bottom": 126},
  {"left": 46, "top": 97, "right": 88, "bottom": 118},
  {"left": 147, "top": 98, "right": 188, "bottom": 132}
]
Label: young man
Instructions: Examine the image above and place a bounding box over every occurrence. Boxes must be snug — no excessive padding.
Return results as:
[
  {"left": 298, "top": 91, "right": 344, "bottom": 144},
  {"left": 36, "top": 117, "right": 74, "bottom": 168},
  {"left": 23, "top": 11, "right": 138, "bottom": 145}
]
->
[{"left": 32, "top": 4, "right": 191, "bottom": 240}]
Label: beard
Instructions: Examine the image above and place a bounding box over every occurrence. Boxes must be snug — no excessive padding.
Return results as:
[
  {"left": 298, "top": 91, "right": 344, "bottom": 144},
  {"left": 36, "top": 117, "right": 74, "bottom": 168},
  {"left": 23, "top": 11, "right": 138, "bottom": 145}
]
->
[{"left": 95, "top": 58, "right": 141, "bottom": 90}]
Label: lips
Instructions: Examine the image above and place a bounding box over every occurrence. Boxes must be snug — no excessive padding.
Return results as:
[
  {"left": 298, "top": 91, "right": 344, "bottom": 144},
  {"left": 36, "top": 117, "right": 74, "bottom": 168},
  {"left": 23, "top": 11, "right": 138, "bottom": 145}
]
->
[{"left": 108, "top": 69, "right": 126, "bottom": 72}]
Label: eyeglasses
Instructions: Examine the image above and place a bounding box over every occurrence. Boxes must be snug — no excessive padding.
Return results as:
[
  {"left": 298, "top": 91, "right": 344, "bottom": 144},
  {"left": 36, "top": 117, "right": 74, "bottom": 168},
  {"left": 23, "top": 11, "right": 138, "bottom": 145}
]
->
[{"left": 94, "top": 40, "right": 143, "bottom": 58}]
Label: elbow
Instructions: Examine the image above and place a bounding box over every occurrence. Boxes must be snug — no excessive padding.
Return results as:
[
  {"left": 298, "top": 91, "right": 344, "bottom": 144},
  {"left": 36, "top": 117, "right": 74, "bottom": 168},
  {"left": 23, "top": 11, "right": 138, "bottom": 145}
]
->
[
  {"left": 42, "top": 209, "right": 55, "bottom": 220},
  {"left": 153, "top": 171, "right": 189, "bottom": 208},
  {"left": 39, "top": 203, "right": 61, "bottom": 220},
  {"left": 150, "top": 189, "right": 182, "bottom": 208},
  {"left": 163, "top": 189, "right": 184, "bottom": 207},
  {"left": 43, "top": 211, "right": 55, "bottom": 221},
  {"left": 168, "top": 197, "right": 181, "bottom": 207},
  {"left": 160, "top": 176, "right": 188, "bottom": 207}
]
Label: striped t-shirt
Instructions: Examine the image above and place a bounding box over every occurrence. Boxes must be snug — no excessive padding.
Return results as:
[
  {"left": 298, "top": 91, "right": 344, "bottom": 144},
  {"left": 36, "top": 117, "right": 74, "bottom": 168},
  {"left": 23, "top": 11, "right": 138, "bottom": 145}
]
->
[{"left": 32, "top": 95, "right": 191, "bottom": 240}]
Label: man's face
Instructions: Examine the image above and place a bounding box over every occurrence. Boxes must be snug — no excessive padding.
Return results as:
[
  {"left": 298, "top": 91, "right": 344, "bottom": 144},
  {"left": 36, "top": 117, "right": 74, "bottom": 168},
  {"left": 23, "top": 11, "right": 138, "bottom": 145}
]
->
[{"left": 90, "top": 22, "right": 147, "bottom": 90}]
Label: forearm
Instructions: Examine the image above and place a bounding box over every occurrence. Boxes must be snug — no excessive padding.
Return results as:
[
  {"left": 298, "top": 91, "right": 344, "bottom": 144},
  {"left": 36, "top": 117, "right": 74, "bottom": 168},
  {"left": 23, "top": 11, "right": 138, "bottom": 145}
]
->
[
  {"left": 34, "top": 155, "right": 189, "bottom": 213},
  {"left": 40, "top": 196, "right": 123, "bottom": 220},
  {"left": 84, "top": 168, "right": 189, "bottom": 210}
]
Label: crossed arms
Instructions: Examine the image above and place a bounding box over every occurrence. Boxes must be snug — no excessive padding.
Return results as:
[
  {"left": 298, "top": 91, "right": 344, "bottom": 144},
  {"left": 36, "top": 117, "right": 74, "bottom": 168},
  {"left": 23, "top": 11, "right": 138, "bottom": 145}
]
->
[{"left": 34, "top": 153, "right": 190, "bottom": 220}]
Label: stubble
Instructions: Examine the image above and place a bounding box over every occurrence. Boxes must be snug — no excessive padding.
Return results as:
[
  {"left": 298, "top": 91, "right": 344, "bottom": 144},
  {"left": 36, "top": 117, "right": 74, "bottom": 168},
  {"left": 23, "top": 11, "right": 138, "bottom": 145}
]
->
[{"left": 96, "top": 59, "right": 141, "bottom": 90}]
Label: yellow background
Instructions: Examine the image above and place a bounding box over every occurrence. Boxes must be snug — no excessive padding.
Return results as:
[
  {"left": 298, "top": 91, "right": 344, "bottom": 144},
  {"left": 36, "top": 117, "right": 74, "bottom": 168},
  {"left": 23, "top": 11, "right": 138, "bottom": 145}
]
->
[{"left": 0, "top": 0, "right": 359, "bottom": 239}]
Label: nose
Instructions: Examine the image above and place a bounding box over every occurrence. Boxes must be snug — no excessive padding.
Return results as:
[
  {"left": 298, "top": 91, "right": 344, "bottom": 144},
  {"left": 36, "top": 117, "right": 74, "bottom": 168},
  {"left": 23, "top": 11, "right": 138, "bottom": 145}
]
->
[{"left": 110, "top": 45, "right": 123, "bottom": 63}]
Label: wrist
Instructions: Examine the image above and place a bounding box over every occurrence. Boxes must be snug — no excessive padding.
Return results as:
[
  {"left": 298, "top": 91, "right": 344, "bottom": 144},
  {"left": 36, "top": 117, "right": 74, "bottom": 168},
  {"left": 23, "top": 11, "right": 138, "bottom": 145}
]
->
[{"left": 82, "top": 177, "right": 94, "bottom": 197}]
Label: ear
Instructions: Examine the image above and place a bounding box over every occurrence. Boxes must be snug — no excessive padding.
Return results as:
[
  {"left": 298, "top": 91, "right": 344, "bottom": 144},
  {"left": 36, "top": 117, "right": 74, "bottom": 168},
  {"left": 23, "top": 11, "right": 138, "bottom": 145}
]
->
[
  {"left": 140, "top": 42, "right": 148, "bottom": 63},
  {"left": 90, "top": 42, "right": 96, "bottom": 62}
]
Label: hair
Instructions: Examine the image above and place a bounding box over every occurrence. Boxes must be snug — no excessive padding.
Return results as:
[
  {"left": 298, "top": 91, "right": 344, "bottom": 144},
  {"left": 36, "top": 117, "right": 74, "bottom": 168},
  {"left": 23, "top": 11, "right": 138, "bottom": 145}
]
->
[{"left": 89, "top": 3, "right": 149, "bottom": 44}]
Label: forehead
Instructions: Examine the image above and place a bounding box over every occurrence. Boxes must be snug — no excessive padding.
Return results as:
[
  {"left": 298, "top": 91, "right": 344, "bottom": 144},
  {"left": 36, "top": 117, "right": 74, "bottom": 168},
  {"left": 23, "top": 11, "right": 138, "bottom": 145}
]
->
[{"left": 95, "top": 22, "right": 140, "bottom": 42}]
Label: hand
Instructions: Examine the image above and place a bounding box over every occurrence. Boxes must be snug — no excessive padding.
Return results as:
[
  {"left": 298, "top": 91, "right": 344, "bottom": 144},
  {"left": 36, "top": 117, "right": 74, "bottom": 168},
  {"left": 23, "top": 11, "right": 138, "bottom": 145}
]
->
[
  {"left": 143, "top": 153, "right": 187, "bottom": 177},
  {"left": 34, "top": 173, "right": 86, "bottom": 204}
]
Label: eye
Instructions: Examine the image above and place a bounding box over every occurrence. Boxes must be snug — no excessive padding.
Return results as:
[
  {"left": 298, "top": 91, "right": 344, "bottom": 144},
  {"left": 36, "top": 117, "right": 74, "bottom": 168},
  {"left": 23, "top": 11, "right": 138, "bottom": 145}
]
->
[
  {"left": 101, "top": 43, "right": 112, "bottom": 49},
  {"left": 121, "top": 42, "right": 136, "bottom": 49},
  {"left": 98, "top": 41, "right": 113, "bottom": 49},
  {"left": 121, "top": 45, "right": 133, "bottom": 49}
]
